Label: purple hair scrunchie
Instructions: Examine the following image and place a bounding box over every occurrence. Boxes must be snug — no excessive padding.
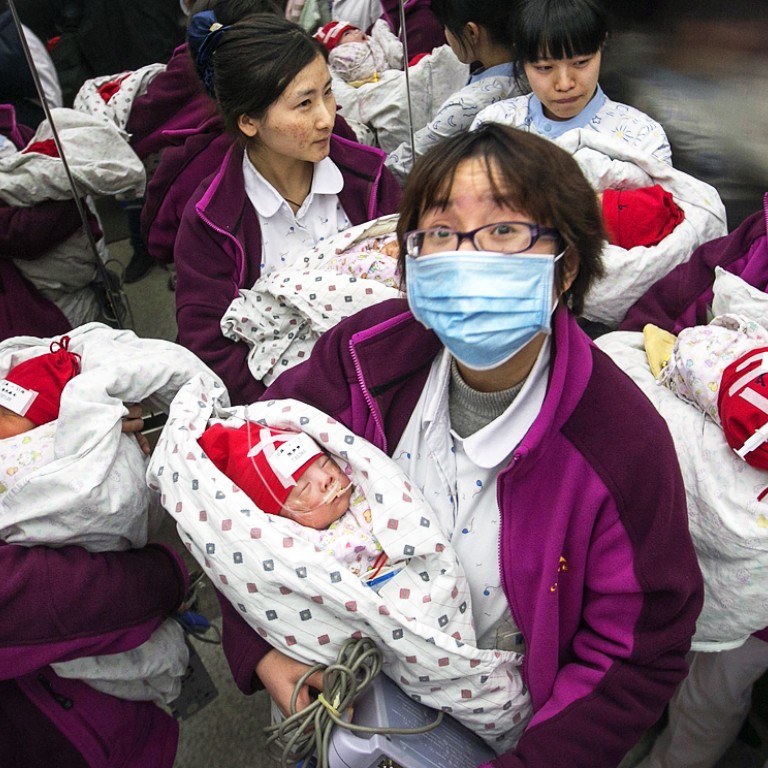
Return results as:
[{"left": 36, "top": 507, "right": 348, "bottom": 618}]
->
[{"left": 188, "top": 10, "right": 231, "bottom": 97}]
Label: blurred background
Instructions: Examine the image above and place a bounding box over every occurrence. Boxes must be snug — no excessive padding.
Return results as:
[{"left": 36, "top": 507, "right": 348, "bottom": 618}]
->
[{"left": 603, "top": 0, "right": 768, "bottom": 230}]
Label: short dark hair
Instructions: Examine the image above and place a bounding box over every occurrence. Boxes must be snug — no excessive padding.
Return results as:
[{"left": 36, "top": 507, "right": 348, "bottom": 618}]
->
[
  {"left": 200, "top": 14, "right": 327, "bottom": 139},
  {"left": 430, "top": 0, "right": 517, "bottom": 52},
  {"left": 396, "top": 124, "right": 606, "bottom": 315},
  {"left": 514, "top": 0, "right": 608, "bottom": 63}
]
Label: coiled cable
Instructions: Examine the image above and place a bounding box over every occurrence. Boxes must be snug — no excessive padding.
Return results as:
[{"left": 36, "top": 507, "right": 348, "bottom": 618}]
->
[{"left": 265, "top": 637, "right": 444, "bottom": 768}]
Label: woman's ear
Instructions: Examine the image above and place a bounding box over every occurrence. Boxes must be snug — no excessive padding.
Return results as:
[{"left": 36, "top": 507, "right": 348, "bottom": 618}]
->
[
  {"left": 464, "top": 21, "right": 482, "bottom": 48},
  {"left": 560, "top": 249, "right": 579, "bottom": 293},
  {"left": 238, "top": 113, "right": 259, "bottom": 138}
]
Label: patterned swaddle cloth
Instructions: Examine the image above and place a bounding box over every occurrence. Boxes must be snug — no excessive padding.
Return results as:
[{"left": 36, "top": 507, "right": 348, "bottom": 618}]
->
[
  {"left": 220, "top": 215, "right": 401, "bottom": 386},
  {"left": 658, "top": 314, "right": 768, "bottom": 423},
  {"left": 597, "top": 328, "right": 768, "bottom": 650},
  {"left": 0, "top": 422, "right": 56, "bottom": 500},
  {"left": 149, "top": 373, "right": 528, "bottom": 752}
]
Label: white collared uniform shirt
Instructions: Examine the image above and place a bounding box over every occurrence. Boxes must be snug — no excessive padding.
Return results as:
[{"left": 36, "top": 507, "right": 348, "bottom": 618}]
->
[
  {"left": 390, "top": 344, "right": 551, "bottom": 734},
  {"left": 242, "top": 154, "right": 352, "bottom": 273}
]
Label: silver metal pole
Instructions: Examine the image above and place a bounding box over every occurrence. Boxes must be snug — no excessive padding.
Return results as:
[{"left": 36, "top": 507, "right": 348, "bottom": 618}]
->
[
  {"left": 398, "top": 0, "right": 416, "bottom": 172},
  {"left": 6, "top": 0, "right": 127, "bottom": 328}
]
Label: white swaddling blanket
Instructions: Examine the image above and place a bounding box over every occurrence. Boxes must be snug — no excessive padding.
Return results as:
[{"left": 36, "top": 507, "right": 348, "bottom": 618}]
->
[
  {"left": 0, "top": 110, "right": 146, "bottom": 325},
  {"left": 333, "top": 44, "right": 469, "bottom": 154},
  {"left": 556, "top": 129, "right": 727, "bottom": 328},
  {"left": 0, "top": 324, "right": 222, "bottom": 702},
  {"left": 0, "top": 108, "right": 146, "bottom": 203},
  {"left": 148, "top": 375, "right": 528, "bottom": 752},
  {"left": 596, "top": 311, "right": 768, "bottom": 651}
]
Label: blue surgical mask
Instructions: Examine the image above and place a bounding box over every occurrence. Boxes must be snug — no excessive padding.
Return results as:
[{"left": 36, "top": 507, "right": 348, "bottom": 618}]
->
[{"left": 405, "top": 250, "right": 561, "bottom": 371}]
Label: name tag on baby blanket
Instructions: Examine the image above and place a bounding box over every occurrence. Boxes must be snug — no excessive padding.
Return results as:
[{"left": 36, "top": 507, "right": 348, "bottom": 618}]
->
[{"left": 0, "top": 380, "right": 37, "bottom": 417}]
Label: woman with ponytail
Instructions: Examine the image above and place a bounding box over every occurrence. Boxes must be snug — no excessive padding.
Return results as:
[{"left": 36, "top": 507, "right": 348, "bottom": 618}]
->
[{"left": 174, "top": 13, "right": 401, "bottom": 403}]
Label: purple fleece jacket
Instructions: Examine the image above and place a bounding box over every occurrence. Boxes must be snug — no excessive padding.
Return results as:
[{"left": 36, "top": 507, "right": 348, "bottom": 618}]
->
[
  {"left": 127, "top": 44, "right": 218, "bottom": 162},
  {"left": 378, "top": 0, "right": 446, "bottom": 55},
  {"left": 141, "top": 113, "right": 229, "bottom": 265},
  {"left": 0, "top": 541, "right": 189, "bottom": 768},
  {"left": 0, "top": 103, "right": 31, "bottom": 148},
  {"left": 174, "top": 137, "right": 402, "bottom": 405},
  {"left": 0, "top": 259, "right": 71, "bottom": 342},
  {"left": 216, "top": 300, "right": 703, "bottom": 768}
]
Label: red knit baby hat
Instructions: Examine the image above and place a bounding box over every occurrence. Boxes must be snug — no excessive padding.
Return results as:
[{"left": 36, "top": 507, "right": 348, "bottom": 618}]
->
[
  {"left": 602, "top": 185, "right": 685, "bottom": 250},
  {"left": 314, "top": 20, "right": 357, "bottom": 51},
  {"left": 717, "top": 346, "right": 768, "bottom": 470},
  {"left": 0, "top": 336, "right": 80, "bottom": 426},
  {"left": 198, "top": 422, "right": 324, "bottom": 514}
]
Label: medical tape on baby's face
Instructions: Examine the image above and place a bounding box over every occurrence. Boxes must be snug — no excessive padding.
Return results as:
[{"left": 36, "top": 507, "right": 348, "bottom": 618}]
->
[
  {"left": 243, "top": 416, "right": 352, "bottom": 516},
  {"left": 726, "top": 351, "right": 768, "bottom": 458},
  {"left": 247, "top": 429, "right": 317, "bottom": 482}
]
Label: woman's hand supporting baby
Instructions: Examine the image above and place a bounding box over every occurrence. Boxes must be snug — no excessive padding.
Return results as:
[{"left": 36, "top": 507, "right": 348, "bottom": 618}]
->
[
  {"left": 256, "top": 648, "right": 325, "bottom": 716},
  {"left": 122, "top": 402, "right": 150, "bottom": 455}
]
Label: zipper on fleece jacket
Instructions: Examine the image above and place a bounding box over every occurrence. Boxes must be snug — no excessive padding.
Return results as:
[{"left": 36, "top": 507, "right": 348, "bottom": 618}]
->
[
  {"left": 365, "top": 163, "right": 381, "bottom": 219},
  {"left": 496, "top": 450, "right": 530, "bottom": 691},
  {"left": 37, "top": 672, "right": 73, "bottom": 710},
  {"left": 348, "top": 337, "right": 388, "bottom": 452},
  {"left": 196, "top": 208, "right": 248, "bottom": 292}
]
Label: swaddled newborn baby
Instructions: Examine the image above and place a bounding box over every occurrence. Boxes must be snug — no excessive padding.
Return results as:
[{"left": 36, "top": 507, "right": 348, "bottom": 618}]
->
[
  {"left": 0, "top": 336, "right": 79, "bottom": 494},
  {"left": 314, "top": 19, "right": 403, "bottom": 87},
  {"left": 199, "top": 422, "right": 393, "bottom": 584}
]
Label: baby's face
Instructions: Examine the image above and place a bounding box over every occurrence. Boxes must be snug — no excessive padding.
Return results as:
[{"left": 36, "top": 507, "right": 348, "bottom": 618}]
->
[
  {"left": 283, "top": 454, "right": 352, "bottom": 529},
  {"left": 340, "top": 28, "right": 366, "bottom": 45},
  {"left": 0, "top": 405, "right": 35, "bottom": 439}
]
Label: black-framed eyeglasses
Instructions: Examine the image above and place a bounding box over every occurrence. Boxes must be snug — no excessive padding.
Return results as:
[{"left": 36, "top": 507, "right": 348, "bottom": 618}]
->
[{"left": 405, "top": 221, "right": 562, "bottom": 258}]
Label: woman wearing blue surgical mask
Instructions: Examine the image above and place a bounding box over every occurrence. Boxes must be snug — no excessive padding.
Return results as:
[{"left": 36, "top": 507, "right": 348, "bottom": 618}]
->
[{"left": 216, "top": 124, "right": 703, "bottom": 768}]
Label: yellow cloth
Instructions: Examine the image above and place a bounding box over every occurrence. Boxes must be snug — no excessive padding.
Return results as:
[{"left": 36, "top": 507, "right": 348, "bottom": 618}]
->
[{"left": 643, "top": 324, "right": 678, "bottom": 377}]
